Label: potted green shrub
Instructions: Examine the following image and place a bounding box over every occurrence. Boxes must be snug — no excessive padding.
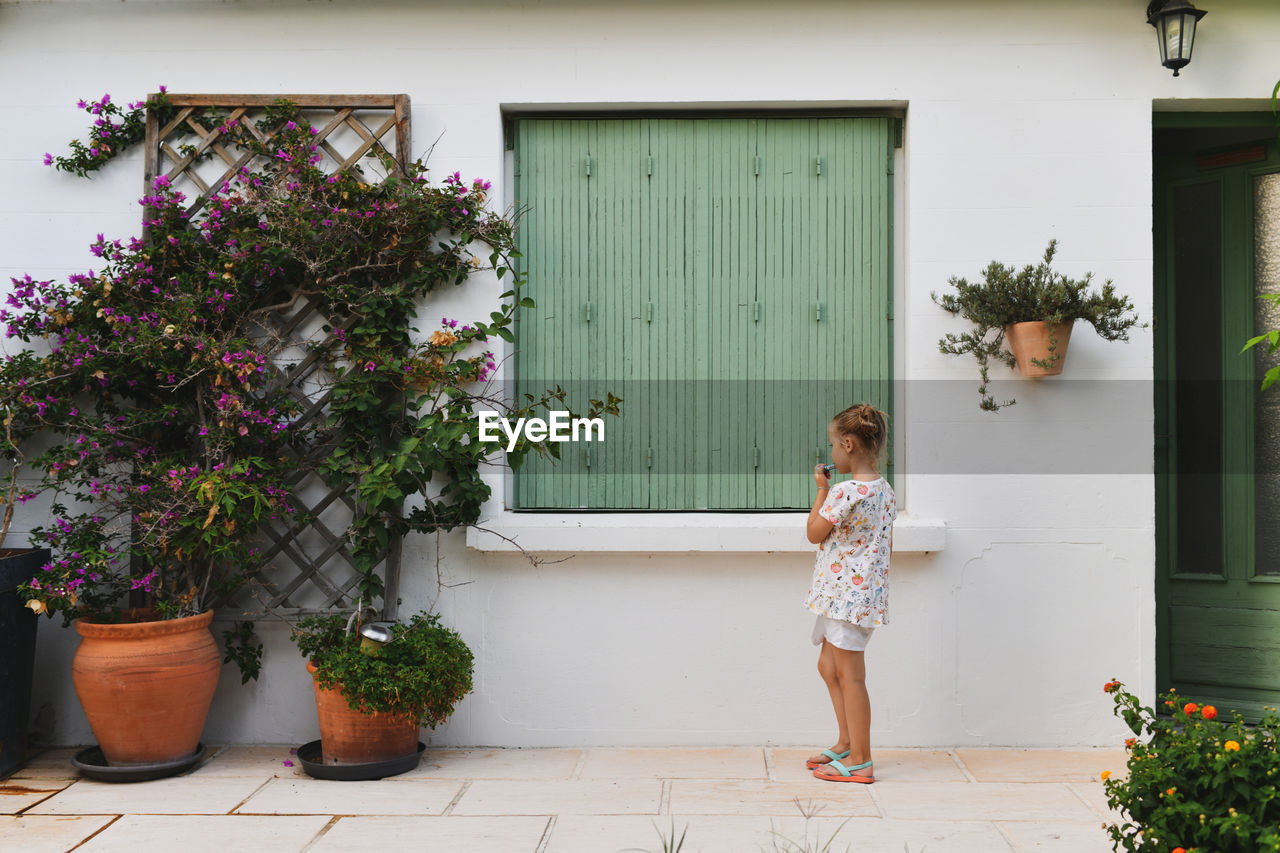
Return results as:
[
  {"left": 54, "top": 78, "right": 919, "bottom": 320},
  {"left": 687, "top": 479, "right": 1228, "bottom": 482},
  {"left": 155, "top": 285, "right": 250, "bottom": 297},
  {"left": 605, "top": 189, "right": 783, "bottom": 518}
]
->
[
  {"left": 291, "top": 610, "right": 473, "bottom": 778},
  {"left": 932, "top": 239, "right": 1142, "bottom": 411}
]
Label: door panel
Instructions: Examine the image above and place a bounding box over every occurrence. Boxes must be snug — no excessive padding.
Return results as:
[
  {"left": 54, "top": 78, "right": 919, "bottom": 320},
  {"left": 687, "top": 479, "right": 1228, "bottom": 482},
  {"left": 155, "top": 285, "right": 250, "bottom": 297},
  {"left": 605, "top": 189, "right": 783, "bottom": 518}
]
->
[{"left": 1155, "top": 121, "right": 1280, "bottom": 722}]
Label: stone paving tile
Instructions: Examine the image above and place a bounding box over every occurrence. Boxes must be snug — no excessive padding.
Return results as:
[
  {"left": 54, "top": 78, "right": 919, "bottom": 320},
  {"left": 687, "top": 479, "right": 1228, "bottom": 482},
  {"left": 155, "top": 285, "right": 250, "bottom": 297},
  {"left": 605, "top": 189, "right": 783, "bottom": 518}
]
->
[
  {"left": 234, "top": 777, "right": 462, "bottom": 815},
  {"left": 998, "top": 819, "right": 1117, "bottom": 851},
  {"left": 668, "top": 778, "right": 877, "bottom": 816},
  {"left": 76, "top": 814, "right": 330, "bottom": 853},
  {"left": 0, "top": 815, "right": 115, "bottom": 853},
  {"left": 579, "top": 747, "right": 767, "bottom": 780},
  {"left": 7, "top": 748, "right": 82, "bottom": 782},
  {"left": 28, "top": 776, "right": 269, "bottom": 815},
  {"left": 1067, "top": 780, "right": 1127, "bottom": 822},
  {"left": 190, "top": 745, "right": 307, "bottom": 778},
  {"left": 873, "top": 781, "right": 1101, "bottom": 822},
  {"left": 955, "top": 748, "right": 1129, "bottom": 782},
  {"left": 407, "top": 747, "right": 582, "bottom": 779},
  {"left": 546, "top": 815, "right": 1014, "bottom": 853},
  {"left": 771, "top": 748, "right": 969, "bottom": 783},
  {"left": 309, "top": 815, "right": 551, "bottom": 852},
  {"left": 451, "top": 780, "right": 661, "bottom": 816},
  {"left": 0, "top": 779, "right": 73, "bottom": 814}
]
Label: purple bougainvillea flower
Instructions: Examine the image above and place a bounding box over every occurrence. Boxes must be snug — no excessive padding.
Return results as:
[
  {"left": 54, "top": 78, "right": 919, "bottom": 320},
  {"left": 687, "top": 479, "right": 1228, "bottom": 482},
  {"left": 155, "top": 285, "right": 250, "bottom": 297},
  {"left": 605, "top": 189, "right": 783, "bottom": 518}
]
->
[
  {"left": 282, "top": 759, "right": 294, "bottom": 767},
  {"left": 42, "top": 153, "right": 53, "bottom": 166}
]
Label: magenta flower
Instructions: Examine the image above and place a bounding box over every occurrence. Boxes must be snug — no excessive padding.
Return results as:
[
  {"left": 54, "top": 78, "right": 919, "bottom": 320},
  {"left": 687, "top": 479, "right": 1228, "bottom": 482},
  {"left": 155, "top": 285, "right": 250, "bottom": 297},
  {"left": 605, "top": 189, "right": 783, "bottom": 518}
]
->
[
  {"left": 42, "top": 153, "right": 53, "bottom": 166},
  {"left": 282, "top": 759, "right": 294, "bottom": 767}
]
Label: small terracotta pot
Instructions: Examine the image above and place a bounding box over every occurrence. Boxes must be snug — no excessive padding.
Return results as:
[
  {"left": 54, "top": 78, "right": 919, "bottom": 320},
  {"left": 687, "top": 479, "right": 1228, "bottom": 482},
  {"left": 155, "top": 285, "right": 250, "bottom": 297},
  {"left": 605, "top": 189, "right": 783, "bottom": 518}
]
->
[
  {"left": 72, "top": 609, "right": 220, "bottom": 766},
  {"left": 1004, "top": 320, "right": 1075, "bottom": 377},
  {"left": 307, "top": 661, "right": 419, "bottom": 765}
]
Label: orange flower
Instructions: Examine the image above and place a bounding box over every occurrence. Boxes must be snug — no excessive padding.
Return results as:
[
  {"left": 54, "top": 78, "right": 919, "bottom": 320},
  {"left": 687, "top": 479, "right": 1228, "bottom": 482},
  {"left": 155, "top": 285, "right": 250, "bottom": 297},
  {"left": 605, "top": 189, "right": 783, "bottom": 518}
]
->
[
  {"left": 428, "top": 330, "right": 459, "bottom": 347},
  {"left": 1124, "top": 738, "right": 1136, "bottom": 748},
  {"left": 1103, "top": 680, "right": 1121, "bottom": 693},
  {"left": 1100, "top": 770, "right": 1111, "bottom": 781},
  {"left": 1166, "top": 787, "right": 1176, "bottom": 795},
  {"left": 1183, "top": 702, "right": 1199, "bottom": 715},
  {"left": 1201, "top": 705, "right": 1217, "bottom": 721},
  {"left": 1225, "top": 740, "right": 1240, "bottom": 752},
  {"left": 1172, "top": 848, "right": 1186, "bottom": 853}
]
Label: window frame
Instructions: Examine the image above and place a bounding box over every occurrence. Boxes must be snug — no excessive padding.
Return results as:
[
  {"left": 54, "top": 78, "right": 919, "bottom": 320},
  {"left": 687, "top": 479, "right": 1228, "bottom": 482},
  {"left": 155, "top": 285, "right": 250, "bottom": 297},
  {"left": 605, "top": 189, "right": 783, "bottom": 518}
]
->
[{"left": 497, "top": 108, "right": 905, "bottom": 515}]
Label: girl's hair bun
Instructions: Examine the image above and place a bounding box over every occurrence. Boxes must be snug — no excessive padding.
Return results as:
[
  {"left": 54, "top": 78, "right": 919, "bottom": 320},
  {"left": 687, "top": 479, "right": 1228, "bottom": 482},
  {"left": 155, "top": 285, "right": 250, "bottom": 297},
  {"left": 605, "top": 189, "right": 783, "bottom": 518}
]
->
[{"left": 831, "top": 403, "right": 889, "bottom": 459}]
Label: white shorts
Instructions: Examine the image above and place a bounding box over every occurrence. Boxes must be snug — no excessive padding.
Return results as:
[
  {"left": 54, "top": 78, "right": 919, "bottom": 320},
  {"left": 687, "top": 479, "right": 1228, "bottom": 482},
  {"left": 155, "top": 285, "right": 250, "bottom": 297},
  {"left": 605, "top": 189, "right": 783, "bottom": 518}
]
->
[{"left": 812, "top": 614, "right": 875, "bottom": 652}]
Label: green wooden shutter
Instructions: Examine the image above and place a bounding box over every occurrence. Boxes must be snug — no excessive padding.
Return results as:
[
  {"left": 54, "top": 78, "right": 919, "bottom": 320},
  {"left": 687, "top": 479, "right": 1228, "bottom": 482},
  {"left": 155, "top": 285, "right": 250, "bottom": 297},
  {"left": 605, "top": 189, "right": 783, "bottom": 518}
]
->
[
  {"left": 514, "top": 116, "right": 894, "bottom": 510},
  {"left": 586, "top": 119, "right": 650, "bottom": 508},
  {"left": 753, "top": 118, "right": 894, "bottom": 507},
  {"left": 647, "top": 119, "right": 712, "bottom": 509},
  {"left": 512, "top": 119, "right": 594, "bottom": 509}
]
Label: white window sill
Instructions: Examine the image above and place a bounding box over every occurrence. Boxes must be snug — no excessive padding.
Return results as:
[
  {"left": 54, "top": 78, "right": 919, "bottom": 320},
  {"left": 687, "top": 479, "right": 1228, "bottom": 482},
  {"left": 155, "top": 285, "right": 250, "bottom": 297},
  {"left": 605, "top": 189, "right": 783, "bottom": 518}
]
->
[{"left": 465, "top": 512, "right": 945, "bottom": 554}]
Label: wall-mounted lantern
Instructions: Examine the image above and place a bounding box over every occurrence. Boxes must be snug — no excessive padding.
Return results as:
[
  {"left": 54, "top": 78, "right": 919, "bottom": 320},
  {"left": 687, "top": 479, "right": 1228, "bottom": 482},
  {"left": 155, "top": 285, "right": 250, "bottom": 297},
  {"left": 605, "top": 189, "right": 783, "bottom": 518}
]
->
[{"left": 1147, "top": 0, "right": 1207, "bottom": 77}]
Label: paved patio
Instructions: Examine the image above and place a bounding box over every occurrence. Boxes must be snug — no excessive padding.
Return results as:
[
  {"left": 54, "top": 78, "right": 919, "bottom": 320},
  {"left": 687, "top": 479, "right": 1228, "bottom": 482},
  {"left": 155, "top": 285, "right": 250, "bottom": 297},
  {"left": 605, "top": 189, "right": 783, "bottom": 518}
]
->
[{"left": 3, "top": 746, "right": 1129, "bottom": 852}]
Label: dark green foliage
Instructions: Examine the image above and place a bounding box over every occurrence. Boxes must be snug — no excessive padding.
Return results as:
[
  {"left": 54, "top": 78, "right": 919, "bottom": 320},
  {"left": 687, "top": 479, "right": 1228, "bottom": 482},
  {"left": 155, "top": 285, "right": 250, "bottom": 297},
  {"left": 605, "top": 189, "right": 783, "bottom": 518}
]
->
[
  {"left": 293, "top": 611, "right": 473, "bottom": 728},
  {"left": 221, "top": 621, "right": 264, "bottom": 684},
  {"left": 1243, "top": 293, "right": 1280, "bottom": 392},
  {"left": 932, "top": 240, "right": 1142, "bottom": 412}
]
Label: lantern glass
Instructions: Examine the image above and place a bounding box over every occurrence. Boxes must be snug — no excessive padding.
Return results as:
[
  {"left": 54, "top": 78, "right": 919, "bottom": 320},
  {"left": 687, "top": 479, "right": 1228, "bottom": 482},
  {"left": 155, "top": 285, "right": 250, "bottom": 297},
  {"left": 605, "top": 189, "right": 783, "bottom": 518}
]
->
[{"left": 1163, "top": 13, "right": 1198, "bottom": 63}]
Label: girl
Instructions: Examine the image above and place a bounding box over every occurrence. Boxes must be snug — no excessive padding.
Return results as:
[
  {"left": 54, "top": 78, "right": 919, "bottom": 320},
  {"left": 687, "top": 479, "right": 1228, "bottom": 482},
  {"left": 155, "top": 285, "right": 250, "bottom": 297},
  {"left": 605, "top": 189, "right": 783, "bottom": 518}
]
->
[{"left": 803, "top": 403, "right": 896, "bottom": 783}]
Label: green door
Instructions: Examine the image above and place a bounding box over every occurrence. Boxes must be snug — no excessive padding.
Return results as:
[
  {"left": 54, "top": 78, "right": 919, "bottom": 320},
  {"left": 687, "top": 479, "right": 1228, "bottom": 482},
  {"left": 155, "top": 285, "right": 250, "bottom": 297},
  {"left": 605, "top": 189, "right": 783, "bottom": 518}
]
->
[{"left": 1154, "top": 114, "right": 1280, "bottom": 721}]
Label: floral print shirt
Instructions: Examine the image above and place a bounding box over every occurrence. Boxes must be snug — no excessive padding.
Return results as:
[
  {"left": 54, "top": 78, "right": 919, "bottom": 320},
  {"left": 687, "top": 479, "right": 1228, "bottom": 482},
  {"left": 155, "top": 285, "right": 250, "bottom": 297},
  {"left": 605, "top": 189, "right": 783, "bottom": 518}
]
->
[{"left": 805, "top": 477, "right": 897, "bottom": 627}]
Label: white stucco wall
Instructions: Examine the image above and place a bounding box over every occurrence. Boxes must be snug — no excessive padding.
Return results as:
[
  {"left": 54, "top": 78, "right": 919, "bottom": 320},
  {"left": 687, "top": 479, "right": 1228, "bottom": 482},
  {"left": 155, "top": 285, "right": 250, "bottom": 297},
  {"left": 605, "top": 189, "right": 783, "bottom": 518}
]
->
[{"left": 2, "top": 0, "right": 1276, "bottom": 749}]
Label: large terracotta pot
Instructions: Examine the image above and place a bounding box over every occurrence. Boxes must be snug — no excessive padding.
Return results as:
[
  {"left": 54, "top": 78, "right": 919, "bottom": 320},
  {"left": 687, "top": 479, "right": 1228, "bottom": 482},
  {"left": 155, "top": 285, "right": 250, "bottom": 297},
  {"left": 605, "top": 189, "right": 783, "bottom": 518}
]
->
[
  {"left": 308, "top": 661, "right": 419, "bottom": 765},
  {"left": 1005, "top": 320, "right": 1075, "bottom": 377},
  {"left": 72, "top": 609, "right": 219, "bottom": 766}
]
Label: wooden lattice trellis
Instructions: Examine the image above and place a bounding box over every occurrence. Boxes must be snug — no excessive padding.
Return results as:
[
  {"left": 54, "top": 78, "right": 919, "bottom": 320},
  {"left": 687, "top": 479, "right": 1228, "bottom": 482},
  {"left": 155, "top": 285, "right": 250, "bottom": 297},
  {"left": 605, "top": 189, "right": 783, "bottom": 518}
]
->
[{"left": 142, "top": 95, "right": 412, "bottom": 621}]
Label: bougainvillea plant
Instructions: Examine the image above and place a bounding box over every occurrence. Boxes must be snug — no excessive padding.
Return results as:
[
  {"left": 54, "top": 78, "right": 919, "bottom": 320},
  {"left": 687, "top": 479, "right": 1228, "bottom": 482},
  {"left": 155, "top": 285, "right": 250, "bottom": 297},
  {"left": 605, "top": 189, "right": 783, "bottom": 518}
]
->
[
  {"left": 5, "top": 92, "right": 619, "bottom": 641},
  {"left": 1101, "top": 679, "right": 1280, "bottom": 852}
]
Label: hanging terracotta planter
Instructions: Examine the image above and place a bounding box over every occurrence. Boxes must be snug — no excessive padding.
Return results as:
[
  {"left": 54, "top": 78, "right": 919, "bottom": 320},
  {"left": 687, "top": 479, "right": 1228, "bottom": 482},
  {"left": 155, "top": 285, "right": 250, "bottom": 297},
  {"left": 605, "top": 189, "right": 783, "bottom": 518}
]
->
[
  {"left": 307, "top": 660, "right": 419, "bottom": 765},
  {"left": 71, "top": 608, "right": 220, "bottom": 766},
  {"left": 1005, "top": 320, "right": 1075, "bottom": 377}
]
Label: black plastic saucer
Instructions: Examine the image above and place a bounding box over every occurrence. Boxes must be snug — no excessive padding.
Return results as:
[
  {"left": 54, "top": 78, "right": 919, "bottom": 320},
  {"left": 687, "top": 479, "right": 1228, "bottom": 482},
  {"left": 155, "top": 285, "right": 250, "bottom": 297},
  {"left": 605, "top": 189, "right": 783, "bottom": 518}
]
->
[
  {"left": 296, "top": 739, "right": 425, "bottom": 780},
  {"left": 72, "top": 742, "right": 207, "bottom": 782}
]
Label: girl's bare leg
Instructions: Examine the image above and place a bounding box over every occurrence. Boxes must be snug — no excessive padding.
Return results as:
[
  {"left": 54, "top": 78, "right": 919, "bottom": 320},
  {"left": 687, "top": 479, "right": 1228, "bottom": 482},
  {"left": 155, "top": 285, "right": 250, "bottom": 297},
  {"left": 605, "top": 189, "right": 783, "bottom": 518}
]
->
[
  {"left": 808, "top": 640, "right": 851, "bottom": 765},
  {"left": 815, "top": 645, "right": 873, "bottom": 778}
]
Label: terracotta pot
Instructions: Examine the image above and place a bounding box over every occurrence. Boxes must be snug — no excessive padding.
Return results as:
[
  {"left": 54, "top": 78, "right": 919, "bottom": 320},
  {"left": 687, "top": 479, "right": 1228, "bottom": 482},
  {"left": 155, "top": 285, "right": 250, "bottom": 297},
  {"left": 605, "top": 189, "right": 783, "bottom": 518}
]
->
[
  {"left": 72, "top": 609, "right": 219, "bottom": 766},
  {"left": 1004, "top": 320, "right": 1075, "bottom": 377},
  {"left": 308, "top": 661, "right": 419, "bottom": 765}
]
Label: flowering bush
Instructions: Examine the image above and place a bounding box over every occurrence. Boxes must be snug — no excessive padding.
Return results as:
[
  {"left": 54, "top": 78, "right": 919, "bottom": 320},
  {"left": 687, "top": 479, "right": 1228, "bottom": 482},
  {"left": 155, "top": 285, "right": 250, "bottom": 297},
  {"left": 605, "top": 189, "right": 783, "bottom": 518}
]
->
[
  {"left": 6, "top": 91, "right": 618, "bottom": 630},
  {"left": 43, "top": 88, "right": 173, "bottom": 177},
  {"left": 1102, "top": 679, "right": 1280, "bottom": 852}
]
